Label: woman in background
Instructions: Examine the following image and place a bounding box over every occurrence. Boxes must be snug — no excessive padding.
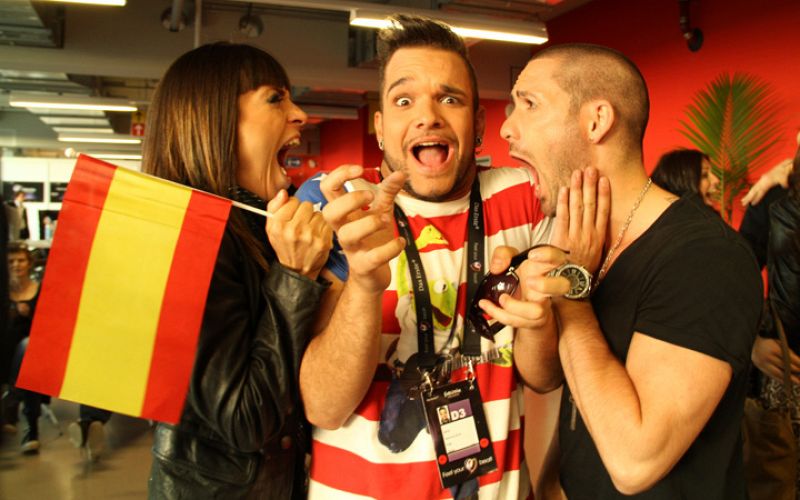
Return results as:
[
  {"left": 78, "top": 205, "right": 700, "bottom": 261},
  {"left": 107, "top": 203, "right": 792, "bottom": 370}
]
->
[
  {"left": 651, "top": 148, "right": 720, "bottom": 207},
  {"left": 3, "top": 243, "right": 43, "bottom": 454},
  {"left": 143, "top": 43, "right": 332, "bottom": 499}
]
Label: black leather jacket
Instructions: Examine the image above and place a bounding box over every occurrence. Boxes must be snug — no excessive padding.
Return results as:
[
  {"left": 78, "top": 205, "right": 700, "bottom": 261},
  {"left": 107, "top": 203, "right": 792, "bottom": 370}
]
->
[
  {"left": 148, "top": 226, "right": 328, "bottom": 499},
  {"left": 767, "top": 193, "right": 800, "bottom": 353}
]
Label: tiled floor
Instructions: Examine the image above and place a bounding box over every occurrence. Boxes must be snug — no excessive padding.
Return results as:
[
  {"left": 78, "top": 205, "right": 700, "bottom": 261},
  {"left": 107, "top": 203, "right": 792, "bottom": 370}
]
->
[{"left": 0, "top": 398, "right": 153, "bottom": 499}]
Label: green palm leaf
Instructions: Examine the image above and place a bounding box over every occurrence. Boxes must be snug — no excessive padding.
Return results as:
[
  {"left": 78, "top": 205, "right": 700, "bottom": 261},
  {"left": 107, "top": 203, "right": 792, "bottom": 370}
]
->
[{"left": 678, "top": 72, "right": 782, "bottom": 222}]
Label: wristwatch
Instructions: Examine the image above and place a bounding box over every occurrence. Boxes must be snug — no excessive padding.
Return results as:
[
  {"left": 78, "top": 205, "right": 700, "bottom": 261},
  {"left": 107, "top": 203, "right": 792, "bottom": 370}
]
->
[{"left": 548, "top": 263, "right": 592, "bottom": 299}]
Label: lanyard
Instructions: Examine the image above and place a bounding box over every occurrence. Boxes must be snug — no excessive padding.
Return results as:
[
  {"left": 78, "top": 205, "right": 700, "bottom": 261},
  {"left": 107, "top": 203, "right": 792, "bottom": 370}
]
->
[{"left": 392, "top": 178, "right": 485, "bottom": 370}]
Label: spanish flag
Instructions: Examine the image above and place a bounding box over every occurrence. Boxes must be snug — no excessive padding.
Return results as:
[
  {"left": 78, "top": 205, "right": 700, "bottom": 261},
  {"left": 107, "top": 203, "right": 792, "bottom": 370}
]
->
[{"left": 17, "top": 155, "right": 231, "bottom": 424}]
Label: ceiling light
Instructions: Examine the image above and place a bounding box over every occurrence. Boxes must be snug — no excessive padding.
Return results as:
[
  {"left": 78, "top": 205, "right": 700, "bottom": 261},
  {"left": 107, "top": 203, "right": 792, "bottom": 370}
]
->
[
  {"left": 28, "top": 107, "right": 107, "bottom": 117},
  {"left": 9, "top": 92, "right": 138, "bottom": 112},
  {"left": 52, "top": 127, "right": 115, "bottom": 134},
  {"left": 349, "top": 8, "right": 548, "bottom": 45},
  {"left": 58, "top": 133, "right": 141, "bottom": 144},
  {"left": 87, "top": 153, "right": 143, "bottom": 161},
  {"left": 40, "top": 0, "right": 126, "bottom": 6},
  {"left": 41, "top": 117, "right": 111, "bottom": 126}
]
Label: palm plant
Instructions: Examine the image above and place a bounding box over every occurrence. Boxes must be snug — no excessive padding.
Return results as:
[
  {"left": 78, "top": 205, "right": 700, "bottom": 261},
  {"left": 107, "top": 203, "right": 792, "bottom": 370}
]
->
[{"left": 679, "top": 72, "right": 783, "bottom": 222}]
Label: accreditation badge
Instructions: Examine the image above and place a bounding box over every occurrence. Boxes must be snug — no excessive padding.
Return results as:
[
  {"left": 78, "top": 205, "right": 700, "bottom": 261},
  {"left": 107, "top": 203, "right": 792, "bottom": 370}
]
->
[{"left": 422, "top": 379, "right": 497, "bottom": 488}]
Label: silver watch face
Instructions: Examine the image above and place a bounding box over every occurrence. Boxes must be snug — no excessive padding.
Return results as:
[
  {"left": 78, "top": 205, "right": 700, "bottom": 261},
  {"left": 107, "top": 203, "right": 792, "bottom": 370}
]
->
[{"left": 553, "top": 263, "right": 592, "bottom": 299}]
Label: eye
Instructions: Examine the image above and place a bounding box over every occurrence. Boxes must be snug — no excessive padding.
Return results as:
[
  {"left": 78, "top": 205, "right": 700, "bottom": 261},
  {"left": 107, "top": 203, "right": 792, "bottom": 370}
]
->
[
  {"left": 440, "top": 96, "right": 459, "bottom": 105},
  {"left": 394, "top": 96, "right": 412, "bottom": 107},
  {"left": 267, "top": 90, "right": 285, "bottom": 104},
  {"left": 433, "top": 280, "right": 448, "bottom": 293}
]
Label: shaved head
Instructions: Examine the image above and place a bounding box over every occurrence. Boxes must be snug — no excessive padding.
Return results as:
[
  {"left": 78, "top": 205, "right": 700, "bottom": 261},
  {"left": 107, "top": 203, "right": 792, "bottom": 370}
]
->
[{"left": 532, "top": 44, "right": 649, "bottom": 152}]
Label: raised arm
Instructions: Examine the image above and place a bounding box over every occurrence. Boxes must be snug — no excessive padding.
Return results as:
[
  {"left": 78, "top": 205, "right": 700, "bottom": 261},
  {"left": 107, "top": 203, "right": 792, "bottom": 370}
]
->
[{"left": 299, "top": 166, "right": 407, "bottom": 429}]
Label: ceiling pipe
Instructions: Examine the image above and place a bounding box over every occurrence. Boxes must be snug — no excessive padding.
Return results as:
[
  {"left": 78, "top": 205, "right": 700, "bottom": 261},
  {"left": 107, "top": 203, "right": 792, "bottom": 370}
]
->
[
  {"left": 194, "top": 0, "right": 202, "bottom": 47},
  {"left": 678, "top": 0, "right": 703, "bottom": 52},
  {"left": 169, "top": 0, "right": 185, "bottom": 32}
]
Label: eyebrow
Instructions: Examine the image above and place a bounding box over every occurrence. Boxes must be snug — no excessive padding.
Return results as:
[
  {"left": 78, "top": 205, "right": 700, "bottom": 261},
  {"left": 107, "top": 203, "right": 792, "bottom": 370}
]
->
[
  {"left": 512, "top": 89, "right": 533, "bottom": 101},
  {"left": 441, "top": 84, "right": 468, "bottom": 98},
  {"left": 386, "top": 77, "right": 411, "bottom": 96},
  {"left": 385, "top": 79, "right": 469, "bottom": 99}
]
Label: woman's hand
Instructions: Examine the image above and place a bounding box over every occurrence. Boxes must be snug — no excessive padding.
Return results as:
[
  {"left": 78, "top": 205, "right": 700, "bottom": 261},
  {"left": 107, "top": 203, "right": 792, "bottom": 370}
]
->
[
  {"left": 752, "top": 335, "right": 800, "bottom": 385},
  {"left": 266, "top": 189, "right": 333, "bottom": 280}
]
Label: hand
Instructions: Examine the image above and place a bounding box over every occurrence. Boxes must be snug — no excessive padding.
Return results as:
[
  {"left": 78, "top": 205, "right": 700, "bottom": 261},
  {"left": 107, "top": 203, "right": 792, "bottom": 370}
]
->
[
  {"left": 741, "top": 158, "right": 792, "bottom": 207},
  {"left": 550, "top": 167, "right": 610, "bottom": 274},
  {"left": 478, "top": 245, "right": 570, "bottom": 330},
  {"left": 320, "top": 165, "right": 407, "bottom": 294},
  {"left": 751, "top": 335, "right": 800, "bottom": 385},
  {"left": 266, "top": 190, "right": 333, "bottom": 280}
]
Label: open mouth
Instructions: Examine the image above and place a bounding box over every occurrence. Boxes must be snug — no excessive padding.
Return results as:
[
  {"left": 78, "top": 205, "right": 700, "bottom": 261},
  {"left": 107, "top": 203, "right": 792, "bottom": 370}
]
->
[
  {"left": 278, "top": 137, "right": 301, "bottom": 168},
  {"left": 410, "top": 140, "right": 452, "bottom": 170}
]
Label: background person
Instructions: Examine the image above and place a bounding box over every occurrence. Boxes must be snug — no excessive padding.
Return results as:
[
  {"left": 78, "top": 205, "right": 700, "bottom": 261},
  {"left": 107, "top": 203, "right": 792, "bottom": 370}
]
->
[
  {"left": 2, "top": 243, "right": 44, "bottom": 454},
  {"left": 748, "top": 145, "right": 800, "bottom": 493},
  {"left": 651, "top": 148, "right": 720, "bottom": 207},
  {"left": 142, "top": 42, "right": 332, "bottom": 499}
]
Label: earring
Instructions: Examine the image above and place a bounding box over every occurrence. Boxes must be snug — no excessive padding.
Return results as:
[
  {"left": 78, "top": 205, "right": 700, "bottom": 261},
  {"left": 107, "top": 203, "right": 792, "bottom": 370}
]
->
[
  {"left": 378, "top": 139, "right": 384, "bottom": 150},
  {"left": 475, "top": 136, "right": 482, "bottom": 147}
]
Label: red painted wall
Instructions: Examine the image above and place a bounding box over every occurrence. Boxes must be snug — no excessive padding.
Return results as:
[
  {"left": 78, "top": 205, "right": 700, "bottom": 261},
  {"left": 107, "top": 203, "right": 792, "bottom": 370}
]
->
[
  {"left": 546, "top": 0, "right": 800, "bottom": 177},
  {"left": 304, "top": 0, "right": 799, "bottom": 197}
]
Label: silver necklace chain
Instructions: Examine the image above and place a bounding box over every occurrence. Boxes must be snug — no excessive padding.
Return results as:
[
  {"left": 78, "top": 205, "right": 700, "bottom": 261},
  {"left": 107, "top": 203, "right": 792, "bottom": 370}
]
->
[{"left": 594, "top": 178, "right": 652, "bottom": 287}]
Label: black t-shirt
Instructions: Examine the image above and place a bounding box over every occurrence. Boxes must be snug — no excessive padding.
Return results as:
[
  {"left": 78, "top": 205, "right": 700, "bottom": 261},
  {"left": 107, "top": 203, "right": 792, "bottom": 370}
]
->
[{"left": 559, "top": 194, "right": 763, "bottom": 499}]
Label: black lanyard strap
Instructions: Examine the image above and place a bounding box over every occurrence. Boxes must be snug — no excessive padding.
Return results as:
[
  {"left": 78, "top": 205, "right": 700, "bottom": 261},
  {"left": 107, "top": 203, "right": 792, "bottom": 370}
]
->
[{"left": 393, "top": 178, "right": 485, "bottom": 370}]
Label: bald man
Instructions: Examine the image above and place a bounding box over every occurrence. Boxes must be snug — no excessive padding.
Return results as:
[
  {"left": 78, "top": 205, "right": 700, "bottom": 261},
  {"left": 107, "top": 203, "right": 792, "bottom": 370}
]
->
[{"left": 484, "top": 44, "right": 762, "bottom": 499}]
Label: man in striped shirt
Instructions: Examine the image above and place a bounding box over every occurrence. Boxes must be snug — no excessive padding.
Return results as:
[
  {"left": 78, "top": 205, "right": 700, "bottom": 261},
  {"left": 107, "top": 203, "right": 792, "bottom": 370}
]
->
[{"left": 296, "top": 15, "right": 554, "bottom": 500}]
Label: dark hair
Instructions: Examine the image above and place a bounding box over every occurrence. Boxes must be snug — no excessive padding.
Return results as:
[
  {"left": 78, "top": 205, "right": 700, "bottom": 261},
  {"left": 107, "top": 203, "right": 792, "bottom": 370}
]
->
[
  {"left": 651, "top": 148, "right": 709, "bottom": 197},
  {"left": 532, "top": 43, "right": 649, "bottom": 154},
  {"left": 142, "top": 42, "right": 290, "bottom": 269},
  {"left": 376, "top": 14, "right": 479, "bottom": 111},
  {"left": 790, "top": 143, "right": 800, "bottom": 200},
  {"left": 7, "top": 242, "right": 31, "bottom": 261}
]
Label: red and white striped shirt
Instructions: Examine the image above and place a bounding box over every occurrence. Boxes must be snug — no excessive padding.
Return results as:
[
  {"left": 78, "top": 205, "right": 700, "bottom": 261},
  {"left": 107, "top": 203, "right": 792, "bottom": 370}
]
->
[{"left": 309, "top": 167, "right": 550, "bottom": 499}]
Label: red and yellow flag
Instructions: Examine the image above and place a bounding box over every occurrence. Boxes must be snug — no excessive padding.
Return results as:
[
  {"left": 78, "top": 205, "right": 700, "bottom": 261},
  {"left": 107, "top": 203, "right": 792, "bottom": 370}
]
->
[{"left": 17, "top": 155, "right": 231, "bottom": 424}]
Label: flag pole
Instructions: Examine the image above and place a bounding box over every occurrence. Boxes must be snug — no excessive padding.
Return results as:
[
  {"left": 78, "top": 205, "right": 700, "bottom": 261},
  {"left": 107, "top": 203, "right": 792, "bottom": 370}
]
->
[{"left": 232, "top": 200, "right": 272, "bottom": 218}]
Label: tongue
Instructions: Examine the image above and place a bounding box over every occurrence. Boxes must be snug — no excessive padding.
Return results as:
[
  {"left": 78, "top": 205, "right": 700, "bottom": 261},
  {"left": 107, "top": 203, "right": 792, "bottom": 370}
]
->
[{"left": 417, "top": 146, "right": 447, "bottom": 167}]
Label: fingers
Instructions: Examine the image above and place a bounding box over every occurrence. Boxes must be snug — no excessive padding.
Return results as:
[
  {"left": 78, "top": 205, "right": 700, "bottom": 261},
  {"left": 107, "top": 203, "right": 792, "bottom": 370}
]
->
[
  {"left": 568, "top": 170, "right": 582, "bottom": 244},
  {"left": 322, "top": 190, "right": 374, "bottom": 231},
  {"left": 740, "top": 185, "right": 761, "bottom": 207},
  {"left": 478, "top": 296, "right": 549, "bottom": 330},
  {"left": 266, "top": 189, "right": 289, "bottom": 214},
  {"left": 371, "top": 170, "right": 407, "bottom": 213},
  {"left": 581, "top": 167, "right": 598, "bottom": 234},
  {"left": 596, "top": 176, "right": 611, "bottom": 238},
  {"left": 320, "top": 164, "right": 364, "bottom": 202},
  {"left": 488, "top": 246, "right": 518, "bottom": 274},
  {"left": 337, "top": 212, "right": 391, "bottom": 250},
  {"left": 551, "top": 186, "right": 569, "bottom": 249}
]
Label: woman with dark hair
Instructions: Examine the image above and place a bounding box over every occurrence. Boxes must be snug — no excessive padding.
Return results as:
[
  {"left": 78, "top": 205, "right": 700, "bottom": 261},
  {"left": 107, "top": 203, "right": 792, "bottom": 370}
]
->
[
  {"left": 750, "top": 145, "right": 800, "bottom": 455},
  {"left": 143, "top": 43, "right": 332, "bottom": 499},
  {"left": 651, "top": 148, "right": 720, "bottom": 206}
]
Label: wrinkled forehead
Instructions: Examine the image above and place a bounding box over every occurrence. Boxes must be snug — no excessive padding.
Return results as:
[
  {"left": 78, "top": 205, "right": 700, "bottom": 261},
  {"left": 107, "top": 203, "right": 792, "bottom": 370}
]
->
[
  {"left": 513, "top": 57, "right": 560, "bottom": 92},
  {"left": 383, "top": 47, "right": 471, "bottom": 95}
]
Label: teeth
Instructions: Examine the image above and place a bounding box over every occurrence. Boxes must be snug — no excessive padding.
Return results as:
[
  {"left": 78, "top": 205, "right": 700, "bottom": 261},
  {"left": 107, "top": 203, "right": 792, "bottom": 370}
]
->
[
  {"left": 417, "top": 141, "right": 445, "bottom": 147},
  {"left": 283, "top": 138, "right": 301, "bottom": 149}
]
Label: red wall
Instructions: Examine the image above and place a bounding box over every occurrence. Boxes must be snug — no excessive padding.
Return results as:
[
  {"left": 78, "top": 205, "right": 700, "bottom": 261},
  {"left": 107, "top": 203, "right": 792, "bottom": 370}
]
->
[
  {"left": 303, "top": 0, "right": 800, "bottom": 199},
  {"left": 547, "top": 0, "right": 800, "bottom": 177}
]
